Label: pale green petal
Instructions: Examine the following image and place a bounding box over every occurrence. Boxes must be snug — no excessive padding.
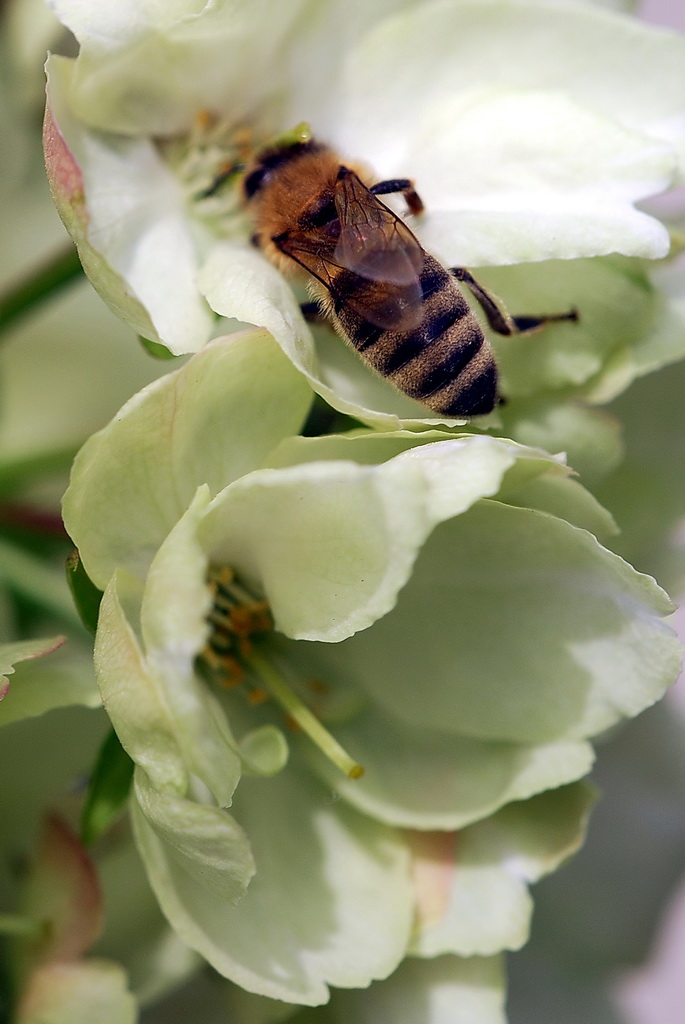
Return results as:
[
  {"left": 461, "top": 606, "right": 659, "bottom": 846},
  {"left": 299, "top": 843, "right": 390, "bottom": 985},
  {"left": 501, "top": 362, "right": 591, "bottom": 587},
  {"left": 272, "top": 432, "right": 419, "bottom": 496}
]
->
[
  {"left": 201, "top": 436, "right": 525, "bottom": 642},
  {"left": 63, "top": 331, "right": 311, "bottom": 589},
  {"left": 584, "top": 258, "right": 685, "bottom": 403},
  {"left": 480, "top": 257, "right": 658, "bottom": 398},
  {"left": 280, "top": 0, "right": 432, "bottom": 133},
  {"left": 48, "top": 0, "right": 218, "bottom": 39},
  {"left": 330, "top": 955, "right": 506, "bottom": 1024},
  {"left": 498, "top": 400, "right": 624, "bottom": 485},
  {"left": 132, "top": 768, "right": 254, "bottom": 904},
  {"left": 197, "top": 243, "right": 324, "bottom": 409},
  {"left": 0, "top": 643, "right": 100, "bottom": 727},
  {"left": 409, "top": 93, "right": 672, "bottom": 265},
  {"left": 140, "top": 490, "right": 242, "bottom": 807},
  {"left": 265, "top": 429, "right": 462, "bottom": 469},
  {"left": 410, "top": 783, "right": 594, "bottom": 957},
  {"left": 131, "top": 762, "right": 413, "bottom": 1004},
  {"left": 495, "top": 473, "right": 618, "bottom": 539},
  {"left": 381, "top": 436, "right": 540, "bottom": 523},
  {"left": 336, "top": 0, "right": 685, "bottom": 184},
  {"left": 202, "top": 459, "right": 431, "bottom": 643},
  {"left": 17, "top": 962, "right": 136, "bottom": 1024},
  {"left": 94, "top": 575, "right": 189, "bottom": 795},
  {"left": 45, "top": 56, "right": 213, "bottom": 354},
  {"left": 51, "top": 0, "right": 311, "bottom": 135},
  {"left": 268, "top": 429, "right": 568, "bottom": 489},
  {"left": 297, "top": 698, "right": 594, "bottom": 829},
  {"left": 52, "top": 0, "right": 427, "bottom": 139},
  {"left": 198, "top": 243, "right": 455, "bottom": 430},
  {"left": 330, "top": 501, "right": 680, "bottom": 743},
  {"left": 140, "top": 487, "right": 212, "bottom": 665}
]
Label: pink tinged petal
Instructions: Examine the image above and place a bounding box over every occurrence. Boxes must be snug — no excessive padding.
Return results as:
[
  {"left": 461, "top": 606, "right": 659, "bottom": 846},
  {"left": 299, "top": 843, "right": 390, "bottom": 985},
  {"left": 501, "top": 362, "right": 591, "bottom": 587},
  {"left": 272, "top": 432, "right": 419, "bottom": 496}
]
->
[
  {"left": 43, "top": 105, "right": 87, "bottom": 236},
  {"left": 20, "top": 816, "right": 102, "bottom": 977},
  {"left": 43, "top": 73, "right": 158, "bottom": 343},
  {"left": 0, "top": 636, "right": 67, "bottom": 702},
  {"left": 44, "top": 56, "right": 212, "bottom": 353},
  {"left": 407, "top": 830, "right": 458, "bottom": 931}
]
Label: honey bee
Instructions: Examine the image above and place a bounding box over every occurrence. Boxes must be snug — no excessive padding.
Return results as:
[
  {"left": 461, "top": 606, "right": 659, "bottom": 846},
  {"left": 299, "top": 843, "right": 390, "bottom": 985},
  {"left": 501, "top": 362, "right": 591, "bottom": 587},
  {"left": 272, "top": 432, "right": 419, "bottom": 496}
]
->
[{"left": 242, "top": 131, "right": 576, "bottom": 416}]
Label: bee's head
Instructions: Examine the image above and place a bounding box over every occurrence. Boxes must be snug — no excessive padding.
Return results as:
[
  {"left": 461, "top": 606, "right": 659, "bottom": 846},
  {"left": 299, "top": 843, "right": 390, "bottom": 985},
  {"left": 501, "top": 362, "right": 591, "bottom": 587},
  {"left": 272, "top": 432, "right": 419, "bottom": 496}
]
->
[{"left": 243, "top": 122, "right": 322, "bottom": 199}]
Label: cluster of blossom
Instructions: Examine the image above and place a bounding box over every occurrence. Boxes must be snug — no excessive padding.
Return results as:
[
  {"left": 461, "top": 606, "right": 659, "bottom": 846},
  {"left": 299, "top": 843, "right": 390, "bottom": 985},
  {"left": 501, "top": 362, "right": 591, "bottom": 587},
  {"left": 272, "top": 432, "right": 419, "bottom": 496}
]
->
[{"left": 2, "top": 1, "right": 685, "bottom": 1022}]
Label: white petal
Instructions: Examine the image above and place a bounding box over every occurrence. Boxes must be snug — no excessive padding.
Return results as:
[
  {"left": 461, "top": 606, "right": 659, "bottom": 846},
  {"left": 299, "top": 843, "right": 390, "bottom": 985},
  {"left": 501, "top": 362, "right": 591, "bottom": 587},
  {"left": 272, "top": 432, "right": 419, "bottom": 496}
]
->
[
  {"left": 46, "top": 56, "right": 213, "bottom": 353},
  {"left": 335, "top": 0, "right": 685, "bottom": 179}
]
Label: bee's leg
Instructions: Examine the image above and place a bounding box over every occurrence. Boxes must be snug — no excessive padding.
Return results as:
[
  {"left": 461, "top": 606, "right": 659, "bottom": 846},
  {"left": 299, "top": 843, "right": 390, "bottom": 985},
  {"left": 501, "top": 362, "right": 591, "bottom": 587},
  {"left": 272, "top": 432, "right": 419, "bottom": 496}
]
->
[
  {"left": 369, "top": 179, "right": 424, "bottom": 216},
  {"left": 450, "top": 267, "right": 578, "bottom": 335},
  {"left": 508, "top": 310, "right": 579, "bottom": 332},
  {"left": 300, "top": 301, "right": 326, "bottom": 323}
]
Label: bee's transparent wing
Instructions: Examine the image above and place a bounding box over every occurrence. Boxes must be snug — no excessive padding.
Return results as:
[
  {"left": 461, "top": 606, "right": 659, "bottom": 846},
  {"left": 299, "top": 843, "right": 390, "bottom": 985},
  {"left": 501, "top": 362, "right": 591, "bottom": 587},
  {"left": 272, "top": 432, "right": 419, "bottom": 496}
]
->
[
  {"left": 334, "top": 169, "right": 424, "bottom": 288},
  {"left": 276, "top": 228, "right": 423, "bottom": 333},
  {"left": 274, "top": 231, "right": 344, "bottom": 294}
]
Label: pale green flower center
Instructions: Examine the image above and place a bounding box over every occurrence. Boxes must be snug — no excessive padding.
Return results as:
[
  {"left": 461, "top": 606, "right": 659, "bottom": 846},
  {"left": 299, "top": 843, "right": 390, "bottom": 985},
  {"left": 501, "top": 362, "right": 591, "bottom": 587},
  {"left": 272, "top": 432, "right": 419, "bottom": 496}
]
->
[
  {"left": 161, "top": 113, "right": 253, "bottom": 233},
  {"left": 161, "top": 116, "right": 315, "bottom": 239},
  {"left": 202, "top": 566, "right": 364, "bottom": 780}
]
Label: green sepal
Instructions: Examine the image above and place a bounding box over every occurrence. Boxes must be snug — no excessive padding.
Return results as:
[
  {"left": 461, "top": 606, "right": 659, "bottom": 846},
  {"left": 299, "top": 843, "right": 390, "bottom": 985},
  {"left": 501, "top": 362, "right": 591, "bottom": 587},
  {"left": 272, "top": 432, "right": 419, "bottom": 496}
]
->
[
  {"left": 66, "top": 549, "right": 103, "bottom": 635},
  {"left": 81, "top": 727, "right": 134, "bottom": 846},
  {"left": 138, "top": 336, "right": 181, "bottom": 360}
]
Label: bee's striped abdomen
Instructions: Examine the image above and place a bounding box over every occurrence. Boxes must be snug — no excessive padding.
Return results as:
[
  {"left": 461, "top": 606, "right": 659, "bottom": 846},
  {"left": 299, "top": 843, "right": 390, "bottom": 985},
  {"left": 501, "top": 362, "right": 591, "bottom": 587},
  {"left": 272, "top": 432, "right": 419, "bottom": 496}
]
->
[{"left": 335, "top": 254, "right": 498, "bottom": 416}]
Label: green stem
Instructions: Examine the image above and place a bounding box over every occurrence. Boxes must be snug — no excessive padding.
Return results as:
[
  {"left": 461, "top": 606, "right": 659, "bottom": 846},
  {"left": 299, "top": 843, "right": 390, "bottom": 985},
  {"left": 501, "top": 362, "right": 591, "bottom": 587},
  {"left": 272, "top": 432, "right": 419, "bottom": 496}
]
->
[
  {"left": 247, "top": 650, "right": 364, "bottom": 780},
  {"left": 0, "top": 914, "right": 44, "bottom": 939},
  {"left": 0, "top": 244, "right": 83, "bottom": 337}
]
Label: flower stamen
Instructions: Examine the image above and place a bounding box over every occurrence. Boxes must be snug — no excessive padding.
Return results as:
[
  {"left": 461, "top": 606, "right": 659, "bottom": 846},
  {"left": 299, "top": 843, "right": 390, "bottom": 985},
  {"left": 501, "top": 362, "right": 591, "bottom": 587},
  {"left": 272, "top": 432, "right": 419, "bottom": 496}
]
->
[
  {"left": 202, "top": 566, "right": 364, "bottom": 780},
  {"left": 246, "top": 649, "right": 364, "bottom": 781},
  {"left": 160, "top": 115, "right": 255, "bottom": 225}
]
